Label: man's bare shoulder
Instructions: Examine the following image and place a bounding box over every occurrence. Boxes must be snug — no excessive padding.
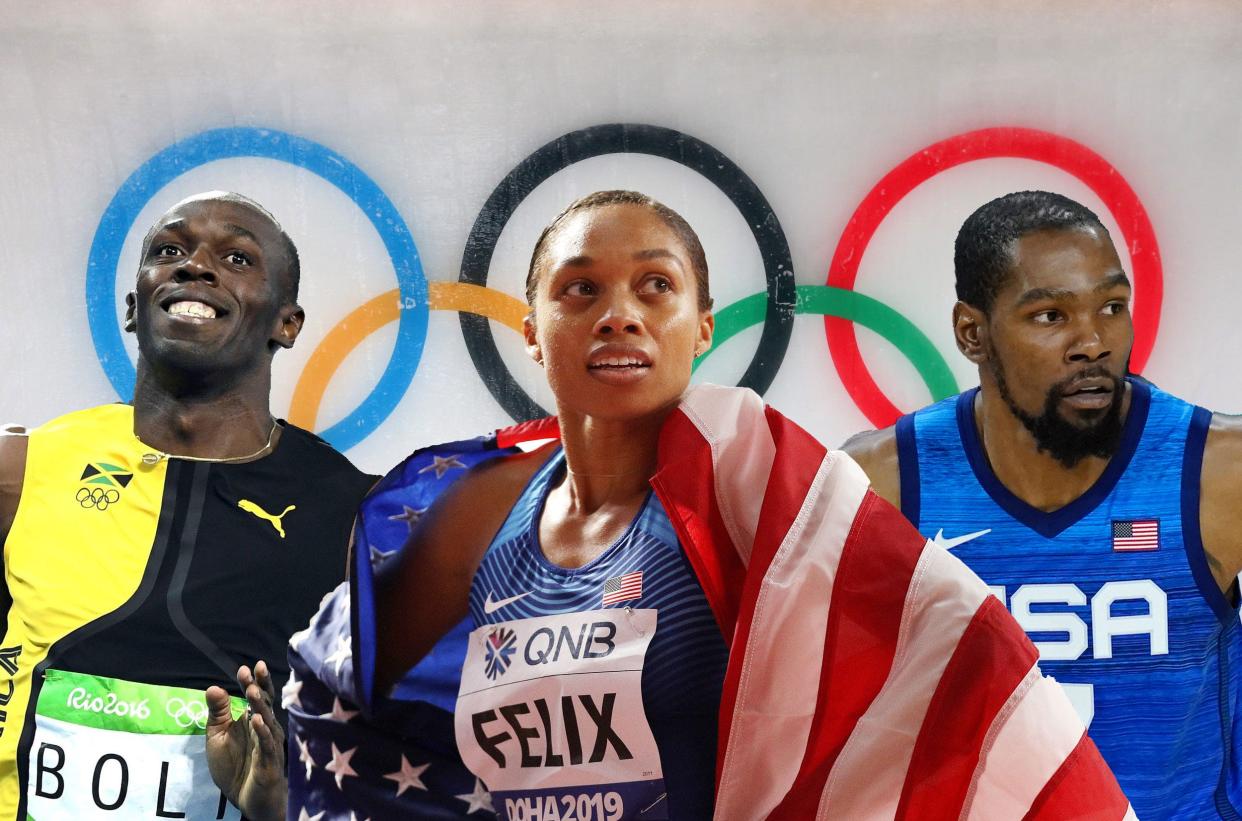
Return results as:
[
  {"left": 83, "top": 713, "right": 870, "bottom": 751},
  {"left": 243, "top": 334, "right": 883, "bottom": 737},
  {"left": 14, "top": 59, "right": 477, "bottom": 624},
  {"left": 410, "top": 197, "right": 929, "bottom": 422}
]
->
[
  {"left": 840, "top": 426, "right": 901, "bottom": 509},
  {"left": 0, "top": 425, "right": 30, "bottom": 542},
  {"left": 1196, "top": 413, "right": 1242, "bottom": 593},
  {"left": 1201, "top": 413, "right": 1242, "bottom": 493}
]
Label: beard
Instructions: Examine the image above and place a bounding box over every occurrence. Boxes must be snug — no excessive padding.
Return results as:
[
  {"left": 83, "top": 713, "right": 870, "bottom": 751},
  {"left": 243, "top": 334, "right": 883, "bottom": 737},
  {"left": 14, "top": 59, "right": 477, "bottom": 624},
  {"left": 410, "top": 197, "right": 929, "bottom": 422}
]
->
[{"left": 989, "top": 355, "right": 1125, "bottom": 469}]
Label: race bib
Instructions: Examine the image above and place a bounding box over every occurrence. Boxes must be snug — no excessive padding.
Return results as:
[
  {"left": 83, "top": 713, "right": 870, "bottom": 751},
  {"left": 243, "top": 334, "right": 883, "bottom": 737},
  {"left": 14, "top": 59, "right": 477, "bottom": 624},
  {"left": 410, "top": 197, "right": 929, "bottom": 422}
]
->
[
  {"left": 456, "top": 609, "right": 666, "bottom": 821},
  {"left": 27, "top": 669, "right": 246, "bottom": 820}
]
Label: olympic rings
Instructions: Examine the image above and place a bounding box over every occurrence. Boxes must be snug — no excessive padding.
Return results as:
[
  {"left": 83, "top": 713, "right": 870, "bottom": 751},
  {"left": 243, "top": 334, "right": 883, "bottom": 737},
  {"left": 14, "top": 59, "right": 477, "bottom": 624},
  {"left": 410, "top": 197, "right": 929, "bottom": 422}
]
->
[
  {"left": 700, "top": 285, "right": 958, "bottom": 401},
  {"left": 456, "top": 123, "right": 797, "bottom": 422},
  {"left": 289, "top": 283, "right": 527, "bottom": 430},
  {"left": 165, "top": 697, "right": 209, "bottom": 729},
  {"left": 84, "top": 126, "right": 429, "bottom": 453},
  {"left": 824, "top": 126, "right": 1163, "bottom": 427},
  {"left": 294, "top": 283, "right": 958, "bottom": 434},
  {"left": 77, "top": 487, "right": 120, "bottom": 510},
  {"left": 90, "top": 124, "right": 1162, "bottom": 446}
]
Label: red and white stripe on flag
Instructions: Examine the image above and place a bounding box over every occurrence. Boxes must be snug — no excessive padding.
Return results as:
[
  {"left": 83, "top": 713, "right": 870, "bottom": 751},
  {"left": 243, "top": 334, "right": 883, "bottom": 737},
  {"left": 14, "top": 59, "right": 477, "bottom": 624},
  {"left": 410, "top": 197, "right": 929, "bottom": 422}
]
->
[
  {"left": 601, "top": 571, "right": 643, "bottom": 605},
  {"left": 648, "top": 384, "right": 1133, "bottom": 821},
  {"left": 1113, "top": 519, "right": 1159, "bottom": 551}
]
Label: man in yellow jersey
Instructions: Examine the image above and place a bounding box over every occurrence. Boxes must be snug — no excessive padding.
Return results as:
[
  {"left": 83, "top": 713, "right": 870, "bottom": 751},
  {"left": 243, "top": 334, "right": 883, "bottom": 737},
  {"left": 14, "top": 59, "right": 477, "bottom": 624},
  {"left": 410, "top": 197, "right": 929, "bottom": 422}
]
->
[{"left": 0, "top": 192, "right": 375, "bottom": 820}]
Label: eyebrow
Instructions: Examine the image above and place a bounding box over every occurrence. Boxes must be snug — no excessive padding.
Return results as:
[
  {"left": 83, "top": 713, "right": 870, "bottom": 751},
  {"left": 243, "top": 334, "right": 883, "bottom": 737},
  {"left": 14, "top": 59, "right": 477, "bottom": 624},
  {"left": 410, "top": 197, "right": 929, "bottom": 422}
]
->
[
  {"left": 149, "top": 219, "right": 259, "bottom": 244},
  {"left": 558, "top": 249, "right": 684, "bottom": 269},
  {"left": 632, "top": 248, "right": 684, "bottom": 268},
  {"left": 222, "top": 222, "right": 261, "bottom": 245},
  {"left": 1014, "top": 272, "right": 1132, "bottom": 307}
]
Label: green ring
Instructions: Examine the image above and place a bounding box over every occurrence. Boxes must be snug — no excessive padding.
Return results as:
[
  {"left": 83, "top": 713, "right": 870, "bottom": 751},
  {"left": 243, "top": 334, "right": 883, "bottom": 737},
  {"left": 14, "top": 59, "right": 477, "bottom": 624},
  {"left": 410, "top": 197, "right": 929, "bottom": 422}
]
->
[{"left": 696, "top": 285, "right": 958, "bottom": 402}]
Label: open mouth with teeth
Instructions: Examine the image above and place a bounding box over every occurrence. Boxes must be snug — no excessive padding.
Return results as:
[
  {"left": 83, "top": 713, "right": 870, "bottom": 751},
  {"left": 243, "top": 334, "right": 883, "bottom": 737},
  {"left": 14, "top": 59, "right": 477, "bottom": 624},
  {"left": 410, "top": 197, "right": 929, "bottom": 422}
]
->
[
  {"left": 588, "top": 357, "right": 651, "bottom": 371},
  {"left": 586, "top": 350, "right": 653, "bottom": 385},
  {"left": 165, "top": 300, "right": 222, "bottom": 321}
]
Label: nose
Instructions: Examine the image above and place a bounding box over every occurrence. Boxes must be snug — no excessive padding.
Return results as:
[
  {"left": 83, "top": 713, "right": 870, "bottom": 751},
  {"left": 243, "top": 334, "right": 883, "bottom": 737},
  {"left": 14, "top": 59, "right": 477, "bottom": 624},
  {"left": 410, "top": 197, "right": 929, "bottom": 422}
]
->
[
  {"left": 172, "top": 244, "right": 218, "bottom": 285},
  {"left": 1066, "top": 318, "right": 1110, "bottom": 364},
  {"left": 591, "top": 296, "right": 645, "bottom": 337}
]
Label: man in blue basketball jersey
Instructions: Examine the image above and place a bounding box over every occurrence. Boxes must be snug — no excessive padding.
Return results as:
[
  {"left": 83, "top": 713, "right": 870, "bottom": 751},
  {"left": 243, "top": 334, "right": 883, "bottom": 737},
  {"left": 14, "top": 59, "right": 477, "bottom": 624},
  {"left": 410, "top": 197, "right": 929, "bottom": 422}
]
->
[{"left": 844, "top": 190, "right": 1242, "bottom": 819}]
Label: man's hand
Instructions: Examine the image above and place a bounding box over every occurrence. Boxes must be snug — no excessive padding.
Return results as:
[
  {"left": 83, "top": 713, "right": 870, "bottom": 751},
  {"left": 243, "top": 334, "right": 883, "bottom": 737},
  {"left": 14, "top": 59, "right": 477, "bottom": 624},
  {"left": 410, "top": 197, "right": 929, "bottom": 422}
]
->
[{"left": 205, "top": 661, "right": 287, "bottom": 821}]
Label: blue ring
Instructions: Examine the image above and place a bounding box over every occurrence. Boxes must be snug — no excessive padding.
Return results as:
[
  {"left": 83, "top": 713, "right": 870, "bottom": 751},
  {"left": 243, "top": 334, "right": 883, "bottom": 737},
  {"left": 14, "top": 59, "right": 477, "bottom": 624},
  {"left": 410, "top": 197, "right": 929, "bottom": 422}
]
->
[{"left": 86, "top": 127, "right": 428, "bottom": 452}]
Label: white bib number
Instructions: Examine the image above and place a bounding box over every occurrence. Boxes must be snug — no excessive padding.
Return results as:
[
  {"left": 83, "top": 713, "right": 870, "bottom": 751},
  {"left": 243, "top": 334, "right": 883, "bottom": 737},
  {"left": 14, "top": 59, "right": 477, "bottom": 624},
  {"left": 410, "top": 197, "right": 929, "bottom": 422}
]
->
[
  {"left": 28, "top": 669, "right": 245, "bottom": 820},
  {"left": 456, "top": 609, "right": 666, "bottom": 820}
]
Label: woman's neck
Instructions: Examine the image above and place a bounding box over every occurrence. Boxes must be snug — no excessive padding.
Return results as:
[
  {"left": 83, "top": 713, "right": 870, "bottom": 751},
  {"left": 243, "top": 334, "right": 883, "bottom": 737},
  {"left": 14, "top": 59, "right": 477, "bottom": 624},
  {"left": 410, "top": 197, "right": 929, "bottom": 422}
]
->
[{"left": 553, "top": 405, "right": 670, "bottom": 513}]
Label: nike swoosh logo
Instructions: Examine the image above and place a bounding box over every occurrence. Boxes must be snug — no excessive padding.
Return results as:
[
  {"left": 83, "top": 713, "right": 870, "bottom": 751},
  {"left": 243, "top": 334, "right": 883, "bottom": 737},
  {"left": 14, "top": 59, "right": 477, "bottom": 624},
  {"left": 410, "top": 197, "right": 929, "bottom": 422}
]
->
[
  {"left": 933, "top": 528, "right": 992, "bottom": 550},
  {"left": 483, "top": 591, "right": 532, "bottom": 615}
]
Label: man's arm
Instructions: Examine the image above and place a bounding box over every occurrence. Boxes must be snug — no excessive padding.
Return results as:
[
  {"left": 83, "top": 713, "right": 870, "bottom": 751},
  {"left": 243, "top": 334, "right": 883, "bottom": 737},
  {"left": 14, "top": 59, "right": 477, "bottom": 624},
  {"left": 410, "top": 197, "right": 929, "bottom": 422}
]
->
[
  {"left": 840, "top": 426, "right": 902, "bottom": 510},
  {"left": 1198, "top": 414, "right": 1242, "bottom": 597},
  {"left": 0, "top": 428, "right": 28, "bottom": 625},
  {"left": 0, "top": 426, "right": 28, "bottom": 545}
]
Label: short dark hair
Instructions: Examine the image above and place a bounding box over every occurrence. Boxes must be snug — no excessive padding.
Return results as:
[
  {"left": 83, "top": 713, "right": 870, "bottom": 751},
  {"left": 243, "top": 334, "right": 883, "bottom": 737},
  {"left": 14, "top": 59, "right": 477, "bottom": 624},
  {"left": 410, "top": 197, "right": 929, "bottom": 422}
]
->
[
  {"left": 140, "top": 192, "right": 301, "bottom": 304},
  {"left": 955, "top": 190, "right": 1109, "bottom": 313},
  {"left": 525, "top": 190, "right": 712, "bottom": 311}
]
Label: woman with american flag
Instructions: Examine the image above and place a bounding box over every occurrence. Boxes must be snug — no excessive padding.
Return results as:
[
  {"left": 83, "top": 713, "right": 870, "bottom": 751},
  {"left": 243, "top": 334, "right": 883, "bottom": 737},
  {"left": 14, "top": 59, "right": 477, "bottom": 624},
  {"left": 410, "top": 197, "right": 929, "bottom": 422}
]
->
[{"left": 209, "top": 191, "right": 1132, "bottom": 820}]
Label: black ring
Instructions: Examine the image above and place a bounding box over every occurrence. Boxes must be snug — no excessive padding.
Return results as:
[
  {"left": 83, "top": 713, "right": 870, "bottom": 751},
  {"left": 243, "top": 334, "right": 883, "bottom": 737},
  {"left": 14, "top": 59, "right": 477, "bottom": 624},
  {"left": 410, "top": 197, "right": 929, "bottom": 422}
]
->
[{"left": 458, "top": 123, "right": 796, "bottom": 422}]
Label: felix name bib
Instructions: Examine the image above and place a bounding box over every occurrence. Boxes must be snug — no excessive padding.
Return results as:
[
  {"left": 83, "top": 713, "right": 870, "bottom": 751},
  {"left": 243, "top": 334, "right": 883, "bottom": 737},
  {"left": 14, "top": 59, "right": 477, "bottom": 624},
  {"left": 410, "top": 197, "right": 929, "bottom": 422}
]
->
[
  {"left": 456, "top": 609, "right": 666, "bottom": 821},
  {"left": 27, "top": 669, "right": 246, "bottom": 820}
]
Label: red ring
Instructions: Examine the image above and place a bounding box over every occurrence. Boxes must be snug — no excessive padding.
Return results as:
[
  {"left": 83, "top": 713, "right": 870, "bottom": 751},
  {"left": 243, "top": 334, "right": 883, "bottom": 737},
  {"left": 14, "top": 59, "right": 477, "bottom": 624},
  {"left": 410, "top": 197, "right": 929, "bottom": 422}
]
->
[{"left": 824, "top": 126, "right": 1163, "bottom": 428}]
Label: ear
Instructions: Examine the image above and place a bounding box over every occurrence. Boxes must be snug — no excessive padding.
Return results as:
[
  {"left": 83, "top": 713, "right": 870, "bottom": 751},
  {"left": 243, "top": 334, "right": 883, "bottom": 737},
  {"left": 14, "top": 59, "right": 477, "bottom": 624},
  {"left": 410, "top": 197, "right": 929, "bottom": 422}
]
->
[
  {"left": 953, "top": 301, "right": 988, "bottom": 365},
  {"left": 123, "top": 292, "right": 137, "bottom": 333},
  {"left": 694, "top": 310, "right": 715, "bottom": 359},
  {"left": 273, "top": 304, "right": 305, "bottom": 350},
  {"left": 524, "top": 314, "right": 542, "bottom": 365}
]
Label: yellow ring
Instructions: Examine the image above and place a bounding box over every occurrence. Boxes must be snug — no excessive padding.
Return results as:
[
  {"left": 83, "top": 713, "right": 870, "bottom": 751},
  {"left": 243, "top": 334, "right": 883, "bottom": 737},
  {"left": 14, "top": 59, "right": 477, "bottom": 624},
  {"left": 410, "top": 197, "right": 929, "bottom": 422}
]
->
[{"left": 289, "top": 283, "right": 528, "bottom": 430}]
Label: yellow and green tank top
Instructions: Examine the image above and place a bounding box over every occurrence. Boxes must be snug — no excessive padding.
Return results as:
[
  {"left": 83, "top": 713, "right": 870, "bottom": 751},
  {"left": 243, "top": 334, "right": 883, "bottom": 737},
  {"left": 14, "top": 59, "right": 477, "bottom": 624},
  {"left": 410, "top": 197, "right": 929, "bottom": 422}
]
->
[{"left": 0, "top": 404, "right": 374, "bottom": 819}]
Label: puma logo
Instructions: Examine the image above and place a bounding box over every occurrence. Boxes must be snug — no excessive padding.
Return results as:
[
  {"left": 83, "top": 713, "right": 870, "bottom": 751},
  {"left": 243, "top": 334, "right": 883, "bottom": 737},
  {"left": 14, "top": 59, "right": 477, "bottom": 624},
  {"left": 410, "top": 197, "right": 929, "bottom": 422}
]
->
[{"left": 237, "top": 499, "right": 297, "bottom": 539}]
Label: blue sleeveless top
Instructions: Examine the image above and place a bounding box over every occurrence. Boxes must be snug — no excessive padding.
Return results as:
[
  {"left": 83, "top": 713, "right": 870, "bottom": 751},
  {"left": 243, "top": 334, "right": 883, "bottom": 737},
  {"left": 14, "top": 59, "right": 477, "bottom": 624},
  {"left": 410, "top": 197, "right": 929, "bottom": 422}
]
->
[
  {"left": 898, "top": 378, "right": 1242, "bottom": 820},
  {"left": 463, "top": 448, "right": 728, "bottom": 820}
]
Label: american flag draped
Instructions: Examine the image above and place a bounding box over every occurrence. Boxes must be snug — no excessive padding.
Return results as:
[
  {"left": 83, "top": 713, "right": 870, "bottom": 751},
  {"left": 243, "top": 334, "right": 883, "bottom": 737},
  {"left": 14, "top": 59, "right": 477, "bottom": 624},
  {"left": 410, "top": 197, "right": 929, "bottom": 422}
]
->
[{"left": 288, "top": 385, "right": 1132, "bottom": 819}]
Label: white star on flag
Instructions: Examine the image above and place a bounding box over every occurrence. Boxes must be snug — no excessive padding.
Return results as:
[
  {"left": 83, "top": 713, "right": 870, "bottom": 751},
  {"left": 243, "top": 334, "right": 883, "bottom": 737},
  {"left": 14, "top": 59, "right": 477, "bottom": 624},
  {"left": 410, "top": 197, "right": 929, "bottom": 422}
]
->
[
  {"left": 369, "top": 544, "right": 398, "bottom": 568},
  {"left": 323, "top": 696, "right": 359, "bottom": 723},
  {"left": 297, "top": 808, "right": 325, "bottom": 821},
  {"left": 384, "top": 755, "right": 430, "bottom": 796},
  {"left": 456, "top": 778, "right": 494, "bottom": 814},
  {"left": 349, "top": 814, "right": 371, "bottom": 821},
  {"left": 281, "top": 670, "right": 303, "bottom": 709},
  {"left": 325, "top": 743, "right": 359, "bottom": 790},
  {"left": 419, "top": 454, "right": 466, "bottom": 479},
  {"left": 325, "top": 634, "right": 352, "bottom": 677},
  {"left": 288, "top": 626, "right": 310, "bottom": 653},
  {"left": 387, "top": 504, "right": 427, "bottom": 532},
  {"left": 296, "top": 735, "right": 317, "bottom": 781}
]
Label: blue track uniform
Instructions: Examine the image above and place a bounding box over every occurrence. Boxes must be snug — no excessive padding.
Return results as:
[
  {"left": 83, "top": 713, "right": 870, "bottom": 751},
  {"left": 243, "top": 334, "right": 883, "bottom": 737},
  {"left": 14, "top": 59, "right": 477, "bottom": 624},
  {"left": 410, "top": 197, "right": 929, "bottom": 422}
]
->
[
  {"left": 461, "top": 449, "right": 727, "bottom": 820},
  {"left": 897, "top": 378, "right": 1242, "bottom": 819}
]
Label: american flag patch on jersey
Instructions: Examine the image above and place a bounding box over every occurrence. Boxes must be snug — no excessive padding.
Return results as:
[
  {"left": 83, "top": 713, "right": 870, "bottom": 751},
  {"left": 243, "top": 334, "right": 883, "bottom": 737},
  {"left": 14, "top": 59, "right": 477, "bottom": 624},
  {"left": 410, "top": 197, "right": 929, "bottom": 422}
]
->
[
  {"left": 1112, "top": 519, "right": 1159, "bottom": 551},
  {"left": 602, "top": 571, "right": 643, "bottom": 605}
]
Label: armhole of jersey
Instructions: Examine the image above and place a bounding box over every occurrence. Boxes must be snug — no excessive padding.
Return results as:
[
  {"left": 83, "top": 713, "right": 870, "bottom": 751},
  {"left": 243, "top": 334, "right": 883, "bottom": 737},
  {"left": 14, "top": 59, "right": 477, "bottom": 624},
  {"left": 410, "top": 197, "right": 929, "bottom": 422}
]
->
[
  {"left": 895, "top": 413, "right": 920, "bottom": 528},
  {"left": 1181, "top": 406, "right": 1235, "bottom": 626},
  {"left": 3, "top": 425, "right": 32, "bottom": 568}
]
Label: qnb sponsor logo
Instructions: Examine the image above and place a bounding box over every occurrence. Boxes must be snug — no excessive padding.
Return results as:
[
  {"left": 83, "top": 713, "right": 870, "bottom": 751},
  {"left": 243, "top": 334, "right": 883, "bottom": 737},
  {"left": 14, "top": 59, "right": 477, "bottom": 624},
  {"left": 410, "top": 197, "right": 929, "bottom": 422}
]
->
[
  {"left": 66, "top": 687, "right": 151, "bottom": 721},
  {"left": 485, "top": 628, "right": 518, "bottom": 680},
  {"left": 35, "top": 743, "right": 233, "bottom": 818},
  {"left": 523, "top": 621, "right": 618, "bottom": 667},
  {"left": 988, "top": 579, "right": 1170, "bottom": 661},
  {"left": 473, "top": 693, "right": 634, "bottom": 769}
]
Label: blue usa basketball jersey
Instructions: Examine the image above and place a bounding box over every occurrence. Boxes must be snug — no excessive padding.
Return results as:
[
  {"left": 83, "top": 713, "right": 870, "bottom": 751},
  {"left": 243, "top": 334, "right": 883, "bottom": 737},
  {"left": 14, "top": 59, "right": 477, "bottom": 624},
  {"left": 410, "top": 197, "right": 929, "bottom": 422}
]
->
[
  {"left": 898, "top": 378, "right": 1242, "bottom": 819},
  {"left": 459, "top": 448, "right": 728, "bottom": 821}
]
